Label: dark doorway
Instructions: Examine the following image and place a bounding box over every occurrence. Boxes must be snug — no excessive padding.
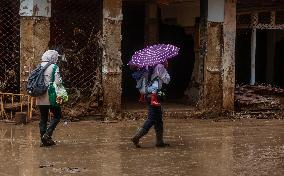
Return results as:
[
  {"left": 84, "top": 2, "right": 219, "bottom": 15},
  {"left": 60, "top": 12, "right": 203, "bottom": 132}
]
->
[
  {"left": 255, "top": 30, "right": 268, "bottom": 84},
  {"left": 122, "top": 3, "right": 195, "bottom": 106},
  {"left": 274, "top": 34, "right": 284, "bottom": 88},
  {"left": 236, "top": 29, "right": 284, "bottom": 87},
  {"left": 235, "top": 29, "right": 251, "bottom": 84},
  {"left": 159, "top": 23, "right": 195, "bottom": 100},
  {"left": 121, "top": 1, "right": 145, "bottom": 101}
]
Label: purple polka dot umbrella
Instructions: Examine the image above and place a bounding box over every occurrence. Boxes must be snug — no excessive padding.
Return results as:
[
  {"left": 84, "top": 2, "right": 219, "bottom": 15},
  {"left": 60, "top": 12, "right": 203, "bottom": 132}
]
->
[{"left": 128, "top": 44, "right": 180, "bottom": 68}]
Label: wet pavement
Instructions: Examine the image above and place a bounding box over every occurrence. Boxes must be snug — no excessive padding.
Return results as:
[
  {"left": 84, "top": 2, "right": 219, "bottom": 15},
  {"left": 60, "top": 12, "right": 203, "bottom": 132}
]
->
[{"left": 0, "top": 119, "right": 283, "bottom": 176}]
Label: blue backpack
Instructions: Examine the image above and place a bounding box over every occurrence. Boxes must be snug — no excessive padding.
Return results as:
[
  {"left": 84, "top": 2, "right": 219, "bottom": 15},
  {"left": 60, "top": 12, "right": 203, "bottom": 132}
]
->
[
  {"left": 26, "top": 62, "right": 52, "bottom": 97},
  {"left": 132, "top": 67, "right": 157, "bottom": 93}
]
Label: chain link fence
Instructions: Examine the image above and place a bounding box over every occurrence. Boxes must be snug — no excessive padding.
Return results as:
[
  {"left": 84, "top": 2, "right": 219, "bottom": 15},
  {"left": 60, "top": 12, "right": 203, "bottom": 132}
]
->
[
  {"left": 0, "top": 0, "right": 20, "bottom": 94},
  {"left": 49, "top": 0, "right": 104, "bottom": 116}
]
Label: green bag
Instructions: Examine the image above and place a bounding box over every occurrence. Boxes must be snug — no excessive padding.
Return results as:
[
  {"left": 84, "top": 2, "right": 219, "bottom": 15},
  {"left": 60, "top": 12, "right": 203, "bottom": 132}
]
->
[
  {"left": 48, "top": 64, "right": 68, "bottom": 107},
  {"left": 48, "top": 64, "right": 59, "bottom": 107}
]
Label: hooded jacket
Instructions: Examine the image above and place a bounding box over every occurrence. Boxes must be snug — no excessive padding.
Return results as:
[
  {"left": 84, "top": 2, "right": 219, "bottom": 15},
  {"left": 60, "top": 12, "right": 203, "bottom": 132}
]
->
[{"left": 36, "top": 50, "right": 62, "bottom": 105}]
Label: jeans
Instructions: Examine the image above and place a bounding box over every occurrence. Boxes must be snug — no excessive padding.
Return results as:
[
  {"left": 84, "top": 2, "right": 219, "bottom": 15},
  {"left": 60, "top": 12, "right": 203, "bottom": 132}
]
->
[
  {"left": 38, "top": 105, "right": 62, "bottom": 137},
  {"left": 142, "top": 98, "right": 163, "bottom": 133}
]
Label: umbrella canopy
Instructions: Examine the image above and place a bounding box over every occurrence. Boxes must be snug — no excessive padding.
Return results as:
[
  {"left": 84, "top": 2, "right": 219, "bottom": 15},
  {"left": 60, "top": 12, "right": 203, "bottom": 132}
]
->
[{"left": 128, "top": 44, "right": 180, "bottom": 68}]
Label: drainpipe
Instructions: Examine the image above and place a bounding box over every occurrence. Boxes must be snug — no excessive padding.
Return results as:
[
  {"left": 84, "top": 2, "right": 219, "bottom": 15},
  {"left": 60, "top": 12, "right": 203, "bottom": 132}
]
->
[{"left": 250, "top": 28, "right": 256, "bottom": 85}]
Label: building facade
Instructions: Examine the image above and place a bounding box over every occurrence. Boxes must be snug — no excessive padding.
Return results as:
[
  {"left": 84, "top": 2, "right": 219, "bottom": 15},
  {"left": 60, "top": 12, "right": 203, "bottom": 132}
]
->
[{"left": 0, "top": 0, "right": 283, "bottom": 119}]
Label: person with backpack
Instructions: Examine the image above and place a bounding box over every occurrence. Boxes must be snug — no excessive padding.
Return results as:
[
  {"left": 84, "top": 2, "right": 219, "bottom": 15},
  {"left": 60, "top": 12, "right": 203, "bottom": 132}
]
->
[
  {"left": 35, "top": 50, "right": 64, "bottom": 147},
  {"left": 131, "top": 61, "right": 170, "bottom": 148},
  {"left": 131, "top": 66, "right": 149, "bottom": 102}
]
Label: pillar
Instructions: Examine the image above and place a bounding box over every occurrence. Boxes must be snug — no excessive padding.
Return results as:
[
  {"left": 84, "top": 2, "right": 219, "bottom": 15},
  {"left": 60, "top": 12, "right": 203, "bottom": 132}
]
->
[
  {"left": 201, "top": 0, "right": 236, "bottom": 110},
  {"left": 250, "top": 28, "right": 256, "bottom": 85},
  {"left": 223, "top": 0, "right": 236, "bottom": 110},
  {"left": 102, "top": 0, "right": 123, "bottom": 120},
  {"left": 250, "top": 13, "right": 257, "bottom": 86},
  {"left": 19, "top": 0, "right": 51, "bottom": 93},
  {"left": 203, "top": 0, "right": 224, "bottom": 109}
]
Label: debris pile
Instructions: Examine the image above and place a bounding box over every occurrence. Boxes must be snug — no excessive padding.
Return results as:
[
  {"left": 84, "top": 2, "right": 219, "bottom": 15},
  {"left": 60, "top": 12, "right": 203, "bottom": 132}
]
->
[{"left": 235, "top": 84, "right": 283, "bottom": 118}]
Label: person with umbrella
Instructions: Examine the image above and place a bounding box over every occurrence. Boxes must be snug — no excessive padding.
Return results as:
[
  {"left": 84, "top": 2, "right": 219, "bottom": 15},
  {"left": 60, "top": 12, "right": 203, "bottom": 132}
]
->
[{"left": 128, "top": 44, "right": 179, "bottom": 148}]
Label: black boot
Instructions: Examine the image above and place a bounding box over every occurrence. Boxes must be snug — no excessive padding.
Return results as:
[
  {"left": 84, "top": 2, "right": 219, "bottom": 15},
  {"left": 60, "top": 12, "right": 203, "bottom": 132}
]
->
[
  {"left": 131, "top": 128, "right": 147, "bottom": 148},
  {"left": 42, "top": 133, "right": 56, "bottom": 146},
  {"left": 40, "top": 131, "right": 46, "bottom": 147},
  {"left": 156, "top": 130, "right": 169, "bottom": 147}
]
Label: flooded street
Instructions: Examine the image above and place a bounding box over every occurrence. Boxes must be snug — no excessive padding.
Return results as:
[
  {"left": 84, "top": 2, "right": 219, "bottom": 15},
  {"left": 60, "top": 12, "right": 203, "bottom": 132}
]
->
[{"left": 0, "top": 119, "right": 283, "bottom": 176}]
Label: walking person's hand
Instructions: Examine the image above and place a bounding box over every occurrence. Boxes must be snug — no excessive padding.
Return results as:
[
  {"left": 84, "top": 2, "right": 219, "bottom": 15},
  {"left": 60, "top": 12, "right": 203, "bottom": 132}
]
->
[{"left": 56, "top": 96, "right": 63, "bottom": 104}]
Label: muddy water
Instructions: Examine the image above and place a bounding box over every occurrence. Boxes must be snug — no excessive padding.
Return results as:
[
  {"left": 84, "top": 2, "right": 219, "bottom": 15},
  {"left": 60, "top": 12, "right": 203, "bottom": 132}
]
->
[{"left": 0, "top": 119, "right": 283, "bottom": 176}]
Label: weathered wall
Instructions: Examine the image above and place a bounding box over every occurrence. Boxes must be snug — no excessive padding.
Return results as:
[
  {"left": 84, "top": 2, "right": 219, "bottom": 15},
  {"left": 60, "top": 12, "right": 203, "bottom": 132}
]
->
[
  {"left": 203, "top": 22, "right": 224, "bottom": 108},
  {"left": 223, "top": 0, "right": 236, "bottom": 110},
  {"left": 102, "top": 0, "right": 123, "bottom": 119},
  {"left": 20, "top": 17, "right": 50, "bottom": 93}
]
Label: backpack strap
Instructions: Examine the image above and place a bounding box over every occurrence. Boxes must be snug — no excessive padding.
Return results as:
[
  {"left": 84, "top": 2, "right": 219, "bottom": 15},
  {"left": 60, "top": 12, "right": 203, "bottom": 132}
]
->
[
  {"left": 145, "top": 76, "right": 159, "bottom": 95},
  {"left": 41, "top": 61, "right": 53, "bottom": 71},
  {"left": 147, "top": 76, "right": 158, "bottom": 87}
]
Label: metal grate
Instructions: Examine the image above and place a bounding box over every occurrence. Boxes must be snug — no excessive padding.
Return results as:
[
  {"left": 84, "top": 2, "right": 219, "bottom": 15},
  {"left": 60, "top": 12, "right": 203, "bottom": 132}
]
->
[
  {"left": 49, "top": 0, "right": 103, "bottom": 106},
  {"left": 0, "top": 0, "right": 20, "bottom": 93}
]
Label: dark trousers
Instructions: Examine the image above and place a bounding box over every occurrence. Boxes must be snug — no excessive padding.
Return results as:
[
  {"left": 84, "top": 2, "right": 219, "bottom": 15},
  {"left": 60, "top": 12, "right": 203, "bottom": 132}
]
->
[
  {"left": 38, "top": 105, "right": 62, "bottom": 137},
  {"left": 142, "top": 103, "right": 163, "bottom": 133}
]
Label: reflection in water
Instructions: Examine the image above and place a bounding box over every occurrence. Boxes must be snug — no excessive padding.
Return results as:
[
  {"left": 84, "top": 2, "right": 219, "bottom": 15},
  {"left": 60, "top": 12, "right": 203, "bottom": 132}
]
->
[{"left": 0, "top": 119, "right": 283, "bottom": 176}]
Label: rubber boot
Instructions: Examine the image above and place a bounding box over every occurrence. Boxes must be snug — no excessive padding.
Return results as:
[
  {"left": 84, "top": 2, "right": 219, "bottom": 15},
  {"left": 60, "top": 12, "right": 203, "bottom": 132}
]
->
[
  {"left": 139, "top": 93, "right": 146, "bottom": 102},
  {"left": 156, "top": 130, "right": 169, "bottom": 147},
  {"left": 42, "top": 133, "right": 56, "bottom": 146},
  {"left": 150, "top": 93, "right": 160, "bottom": 106},
  {"left": 131, "top": 128, "right": 147, "bottom": 148},
  {"left": 40, "top": 131, "right": 46, "bottom": 147}
]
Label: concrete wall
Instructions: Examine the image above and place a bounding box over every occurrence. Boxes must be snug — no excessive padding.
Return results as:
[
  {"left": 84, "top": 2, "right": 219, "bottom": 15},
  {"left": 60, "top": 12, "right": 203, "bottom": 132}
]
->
[
  {"left": 19, "top": 0, "right": 50, "bottom": 93},
  {"left": 20, "top": 17, "right": 50, "bottom": 93}
]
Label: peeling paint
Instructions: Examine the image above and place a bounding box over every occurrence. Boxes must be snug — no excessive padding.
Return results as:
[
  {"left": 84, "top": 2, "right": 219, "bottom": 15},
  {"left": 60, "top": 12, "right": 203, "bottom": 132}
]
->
[
  {"left": 32, "top": 4, "right": 39, "bottom": 16},
  {"left": 45, "top": 6, "right": 50, "bottom": 16},
  {"left": 103, "top": 9, "right": 123, "bottom": 22},
  {"left": 19, "top": 0, "right": 51, "bottom": 17}
]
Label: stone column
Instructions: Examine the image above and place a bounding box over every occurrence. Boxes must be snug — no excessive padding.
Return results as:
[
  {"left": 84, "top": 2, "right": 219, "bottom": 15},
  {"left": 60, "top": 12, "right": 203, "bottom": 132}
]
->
[
  {"left": 144, "top": 0, "right": 159, "bottom": 45},
  {"left": 223, "top": 0, "right": 236, "bottom": 110},
  {"left": 19, "top": 0, "right": 51, "bottom": 93},
  {"left": 201, "top": 0, "right": 236, "bottom": 110},
  {"left": 203, "top": 0, "right": 224, "bottom": 109},
  {"left": 102, "top": 0, "right": 123, "bottom": 120}
]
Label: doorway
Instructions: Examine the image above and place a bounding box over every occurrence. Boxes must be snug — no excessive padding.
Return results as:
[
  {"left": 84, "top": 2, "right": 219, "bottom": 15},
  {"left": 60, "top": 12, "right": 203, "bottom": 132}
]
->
[{"left": 121, "top": 2, "right": 195, "bottom": 108}]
